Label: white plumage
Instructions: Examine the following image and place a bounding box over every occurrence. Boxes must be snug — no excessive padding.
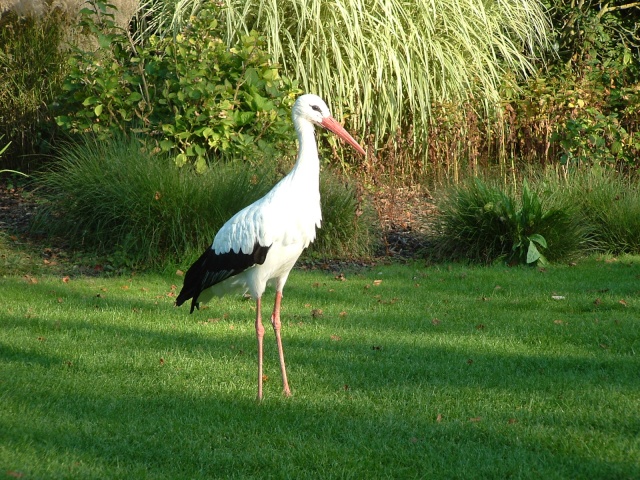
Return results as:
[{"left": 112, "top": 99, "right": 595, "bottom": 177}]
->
[{"left": 176, "top": 94, "right": 365, "bottom": 400}]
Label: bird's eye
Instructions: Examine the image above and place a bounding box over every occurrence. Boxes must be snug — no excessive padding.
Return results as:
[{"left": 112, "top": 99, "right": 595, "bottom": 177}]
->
[{"left": 311, "top": 105, "right": 322, "bottom": 113}]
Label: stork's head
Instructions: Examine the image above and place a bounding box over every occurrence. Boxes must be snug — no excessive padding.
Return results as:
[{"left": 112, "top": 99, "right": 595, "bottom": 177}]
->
[{"left": 292, "top": 94, "right": 366, "bottom": 155}]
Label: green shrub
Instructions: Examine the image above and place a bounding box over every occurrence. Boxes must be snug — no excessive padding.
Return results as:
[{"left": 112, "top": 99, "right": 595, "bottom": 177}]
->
[
  {"left": 32, "top": 135, "right": 275, "bottom": 268},
  {"left": 539, "top": 167, "right": 640, "bottom": 255},
  {"left": 54, "top": 0, "right": 299, "bottom": 172},
  {"left": 429, "top": 177, "right": 590, "bottom": 265},
  {"left": 310, "top": 171, "right": 376, "bottom": 260},
  {"left": 32, "top": 135, "right": 373, "bottom": 269}
]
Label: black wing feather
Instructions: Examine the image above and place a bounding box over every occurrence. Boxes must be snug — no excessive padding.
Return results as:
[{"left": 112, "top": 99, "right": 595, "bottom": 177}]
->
[{"left": 176, "top": 242, "right": 270, "bottom": 313}]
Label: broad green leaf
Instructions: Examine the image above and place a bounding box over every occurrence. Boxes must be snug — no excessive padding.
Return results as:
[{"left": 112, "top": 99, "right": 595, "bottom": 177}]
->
[
  {"left": 82, "top": 96, "right": 99, "bottom": 106},
  {"left": 97, "top": 34, "right": 113, "bottom": 49},
  {"left": 526, "top": 241, "right": 541, "bottom": 264},
  {"left": 159, "top": 139, "right": 174, "bottom": 151},
  {"left": 175, "top": 153, "right": 188, "bottom": 167},
  {"left": 195, "top": 156, "right": 207, "bottom": 173},
  {"left": 529, "top": 234, "right": 547, "bottom": 249}
]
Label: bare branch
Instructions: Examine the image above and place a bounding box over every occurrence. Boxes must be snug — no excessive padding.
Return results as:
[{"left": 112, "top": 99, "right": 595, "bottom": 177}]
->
[{"left": 597, "top": 2, "right": 640, "bottom": 20}]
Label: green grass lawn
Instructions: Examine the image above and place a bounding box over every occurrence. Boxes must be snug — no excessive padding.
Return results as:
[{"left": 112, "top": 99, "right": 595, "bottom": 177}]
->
[{"left": 1, "top": 258, "right": 639, "bottom": 479}]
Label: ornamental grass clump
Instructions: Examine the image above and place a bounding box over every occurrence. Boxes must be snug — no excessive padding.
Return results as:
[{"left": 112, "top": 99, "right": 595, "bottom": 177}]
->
[
  {"left": 538, "top": 167, "right": 640, "bottom": 255},
  {"left": 159, "top": 0, "right": 550, "bottom": 151},
  {"left": 32, "top": 135, "right": 275, "bottom": 268},
  {"left": 32, "top": 135, "right": 374, "bottom": 269},
  {"left": 430, "top": 177, "right": 590, "bottom": 265}
]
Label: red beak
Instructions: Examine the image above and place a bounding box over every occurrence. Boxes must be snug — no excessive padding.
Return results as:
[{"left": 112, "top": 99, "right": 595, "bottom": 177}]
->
[{"left": 320, "top": 116, "right": 366, "bottom": 156}]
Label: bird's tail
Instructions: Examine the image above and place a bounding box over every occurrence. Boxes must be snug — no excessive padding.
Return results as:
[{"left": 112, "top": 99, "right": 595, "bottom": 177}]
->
[{"left": 176, "top": 250, "right": 210, "bottom": 313}]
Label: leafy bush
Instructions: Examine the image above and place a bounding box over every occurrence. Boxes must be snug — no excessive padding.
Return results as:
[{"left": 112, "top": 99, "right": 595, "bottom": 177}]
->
[
  {"left": 54, "top": 0, "right": 299, "bottom": 172},
  {"left": 32, "top": 135, "right": 374, "bottom": 269},
  {"left": 429, "top": 177, "right": 590, "bottom": 265}
]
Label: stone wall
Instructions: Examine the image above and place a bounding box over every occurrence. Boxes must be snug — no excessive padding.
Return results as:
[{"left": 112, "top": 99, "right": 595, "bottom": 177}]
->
[{"left": 0, "top": 0, "right": 139, "bottom": 29}]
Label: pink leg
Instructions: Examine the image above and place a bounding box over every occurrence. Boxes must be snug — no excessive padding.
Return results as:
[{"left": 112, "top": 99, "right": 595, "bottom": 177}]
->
[
  {"left": 255, "top": 297, "right": 265, "bottom": 401},
  {"left": 271, "top": 291, "right": 291, "bottom": 397}
]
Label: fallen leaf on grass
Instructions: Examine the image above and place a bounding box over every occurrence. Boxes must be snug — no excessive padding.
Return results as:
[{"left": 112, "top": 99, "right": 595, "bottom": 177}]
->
[
  {"left": 311, "top": 308, "right": 323, "bottom": 318},
  {"left": 339, "top": 311, "right": 347, "bottom": 317},
  {"left": 24, "top": 275, "right": 37, "bottom": 284},
  {"left": 431, "top": 318, "right": 441, "bottom": 326},
  {"left": 334, "top": 273, "right": 346, "bottom": 281},
  {"left": 469, "top": 416, "right": 482, "bottom": 422},
  {"left": 373, "top": 279, "right": 383, "bottom": 286},
  {"left": 6, "top": 471, "right": 24, "bottom": 478},
  {"left": 159, "top": 357, "right": 165, "bottom": 365},
  {"left": 330, "top": 334, "right": 341, "bottom": 341},
  {"left": 62, "top": 276, "right": 70, "bottom": 283},
  {"left": 619, "top": 299, "right": 628, "bottom": 307},
  {"left": 176, "top": 269, "right": 184, "bottom": 276},
  {"left": 436, "top": 413, "right": 442, "bottom": 423}
]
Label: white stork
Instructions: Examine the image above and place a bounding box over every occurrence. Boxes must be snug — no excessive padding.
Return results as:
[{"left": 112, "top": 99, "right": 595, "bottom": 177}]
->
[{"left": 176, "top": 94, "right": 366, "bottom": 400}]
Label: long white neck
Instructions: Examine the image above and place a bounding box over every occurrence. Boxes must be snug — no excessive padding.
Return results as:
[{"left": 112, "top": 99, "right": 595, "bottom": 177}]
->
[{"left": 290, "top": 118, "right": 320, "bottom": 182}]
